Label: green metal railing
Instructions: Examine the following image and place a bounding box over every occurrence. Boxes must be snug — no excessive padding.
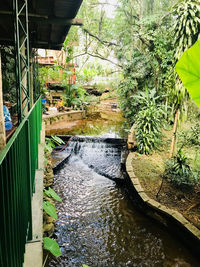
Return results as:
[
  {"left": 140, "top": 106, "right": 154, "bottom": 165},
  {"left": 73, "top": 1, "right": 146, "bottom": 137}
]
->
[{"left": 0, "top": 97, "right": 42, "bottom": 267}]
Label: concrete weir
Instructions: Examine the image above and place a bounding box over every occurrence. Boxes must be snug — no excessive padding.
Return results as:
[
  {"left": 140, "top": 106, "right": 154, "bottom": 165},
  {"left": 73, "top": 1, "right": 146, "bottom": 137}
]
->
[
  {"left": 43, "top": 110, "right": 86, "bottom": 127},
  {"left": 126, "top": 152, "right": 200, "bottom": 257}
]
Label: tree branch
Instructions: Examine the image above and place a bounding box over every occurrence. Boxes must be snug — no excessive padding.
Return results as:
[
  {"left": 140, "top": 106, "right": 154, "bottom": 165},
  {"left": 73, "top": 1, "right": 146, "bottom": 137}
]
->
[
  {"left": 83, "top": 28, "right": 118, "bottom": 47},
  {"left": 87, "top": 52, "right": 122, "bottom": 68}
]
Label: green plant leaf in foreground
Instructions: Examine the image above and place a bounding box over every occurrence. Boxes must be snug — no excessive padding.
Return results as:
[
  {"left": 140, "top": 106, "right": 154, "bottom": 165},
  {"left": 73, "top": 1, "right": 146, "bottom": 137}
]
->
[
  {"left": 44, "top": 187, "right": 62, "bottom": 202},
  {"left": 175, "top": 40, "right": 200, "bottom": 109},
  {"left": 43, "top": 201, "right": 58, "bottom": 219},
  {"left": 43, "top": 237, "right": 61, "bottom": 257},
  {"left": 51, "top": 135, "right": 65, "bottom": 145},
  {"left": 82, "top": 265, "right": 90, "bottom": 267}
]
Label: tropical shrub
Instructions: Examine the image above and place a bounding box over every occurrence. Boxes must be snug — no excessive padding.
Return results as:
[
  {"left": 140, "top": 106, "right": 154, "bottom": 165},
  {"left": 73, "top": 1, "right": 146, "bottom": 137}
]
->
[
  {"left": 173, "top": 0, "right": 200, "bottom": 61},
  {"left": 135, "top": 103, "right": 164, "bottom": 155},
  {"left": 189, "top": 124, "right": 200, "bottom": 146},
  {"left": 129, "top": 89, "right": 165, "bottom": 154},
  {"left": 164, "top": 150, "right": 198, "bottom": 187},
  {"left": 178, "top": 124, "right": 200, "bottom": 148},
  {"left": 62, "top": 83, "right": 87, "bottom": 108}
]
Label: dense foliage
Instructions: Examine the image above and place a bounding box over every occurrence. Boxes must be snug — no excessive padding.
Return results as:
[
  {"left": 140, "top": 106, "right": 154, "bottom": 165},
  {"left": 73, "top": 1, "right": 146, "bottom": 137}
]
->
[
  {"left": 69, "top": 0, "right": 200, "bottom": 155},
  {"left": 134, "top": 90, "right": 165, "bottom": 154},
  {"left": 0, "top": 46, "right": 16, "bottom": 103}
]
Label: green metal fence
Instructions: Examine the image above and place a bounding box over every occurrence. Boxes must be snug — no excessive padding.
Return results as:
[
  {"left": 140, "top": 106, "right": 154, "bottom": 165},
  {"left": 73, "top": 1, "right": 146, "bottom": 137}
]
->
[{"left": 0, "top": 97, "right": 42, "bottom": 267}]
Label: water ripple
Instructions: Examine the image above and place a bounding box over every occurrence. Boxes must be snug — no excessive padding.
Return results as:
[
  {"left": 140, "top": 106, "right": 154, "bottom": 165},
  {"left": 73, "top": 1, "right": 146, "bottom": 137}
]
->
[{"left": 47, "top": 141, "right": 198, "bottom": 267}]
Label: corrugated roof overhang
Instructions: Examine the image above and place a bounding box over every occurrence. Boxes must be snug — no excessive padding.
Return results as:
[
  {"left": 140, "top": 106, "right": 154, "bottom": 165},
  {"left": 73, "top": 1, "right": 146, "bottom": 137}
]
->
[{"left": 0, "top": 0, "right": 83, "bottom": 50}]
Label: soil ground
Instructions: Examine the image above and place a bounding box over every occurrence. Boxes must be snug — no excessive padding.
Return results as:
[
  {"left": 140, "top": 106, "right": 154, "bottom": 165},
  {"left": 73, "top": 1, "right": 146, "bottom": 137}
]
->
[{"left": 131, "top": 122, "right": 200, "bottom": 230}]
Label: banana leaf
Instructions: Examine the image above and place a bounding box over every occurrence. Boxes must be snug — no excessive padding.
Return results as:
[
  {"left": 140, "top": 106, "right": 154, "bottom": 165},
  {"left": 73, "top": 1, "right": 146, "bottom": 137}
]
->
[{"left": 175, "top": 40, "right": 200, "bottom": 108}]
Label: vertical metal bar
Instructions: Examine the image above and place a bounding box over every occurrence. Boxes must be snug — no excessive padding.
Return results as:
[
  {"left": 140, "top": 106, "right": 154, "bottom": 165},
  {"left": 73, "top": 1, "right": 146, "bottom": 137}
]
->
[
  {"left": 8, "top": 149, "right": 17, "bottom": 267},
  {"left": 26, "top": 119, "right": 33, "bottom": 240},
  {"left": 4, "top": 157, "right": 13, "bottom": 267},
  {"left": 0, "top": 167, "right": 9, "bottom": 267},
  {"left": 13, "top": 141, "right": 20, "bottom": 267},
  {"left": 13, "top": 0, "right": 31, "bottom": 121},
  {"left": 25, "top": 0, "right": 31, "bottom": 110},
  {"left": 13, "top": 0, "right": 22, "bottom": 122}
]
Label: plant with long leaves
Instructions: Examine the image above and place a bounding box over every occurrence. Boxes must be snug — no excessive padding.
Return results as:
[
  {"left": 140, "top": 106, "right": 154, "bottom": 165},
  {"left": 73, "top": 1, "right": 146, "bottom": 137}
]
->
[
  {"left": 45, "top": 135, "right": 65, "bottom": 155},
  {"left": 134, "top": 89, "right": 165, "bottom": 154},
  {"left": 164, "top": 149, "right": 199, "bottom": 187},
  {"left": 173, "top": 0, "right": 200, "bottom": 61}
]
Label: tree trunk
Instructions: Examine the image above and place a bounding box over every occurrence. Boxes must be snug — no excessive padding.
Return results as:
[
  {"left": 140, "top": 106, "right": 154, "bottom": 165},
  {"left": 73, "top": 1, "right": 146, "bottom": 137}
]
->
[{"left": 169, "top": 109, "right": 179, "bottom": 158}]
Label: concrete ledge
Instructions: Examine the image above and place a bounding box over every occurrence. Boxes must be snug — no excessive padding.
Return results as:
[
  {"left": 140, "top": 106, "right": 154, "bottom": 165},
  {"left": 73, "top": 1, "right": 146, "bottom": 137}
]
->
[
  {"left": 43, "top": 110, "right": 86, "bottom": 126},
  {"left": 24, "top": 241, "right": 42, "bottom": 267},
  {"left": 24, "top": 122, "right": 45, "bottom": 267},
  {"left": 126, "top": 152, "right": 200, "bottom": 255}
]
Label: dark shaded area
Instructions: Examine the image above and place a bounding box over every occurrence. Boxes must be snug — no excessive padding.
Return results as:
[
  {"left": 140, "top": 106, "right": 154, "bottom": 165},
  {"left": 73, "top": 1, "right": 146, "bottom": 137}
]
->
[{"left": 0, "top": 0, "right": 83, "bottom": 50}]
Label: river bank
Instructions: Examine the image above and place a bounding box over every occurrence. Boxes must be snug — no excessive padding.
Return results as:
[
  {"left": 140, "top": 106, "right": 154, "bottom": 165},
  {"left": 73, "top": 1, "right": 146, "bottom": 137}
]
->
[{"left": 129, "top": 125, "right": 200, "bottom": 231}]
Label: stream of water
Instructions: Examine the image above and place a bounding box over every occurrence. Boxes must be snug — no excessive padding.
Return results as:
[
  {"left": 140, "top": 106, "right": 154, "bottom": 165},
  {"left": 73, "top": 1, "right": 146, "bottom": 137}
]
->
[{"left": 47, "top": 137, "right": 199, "bottom": 267}]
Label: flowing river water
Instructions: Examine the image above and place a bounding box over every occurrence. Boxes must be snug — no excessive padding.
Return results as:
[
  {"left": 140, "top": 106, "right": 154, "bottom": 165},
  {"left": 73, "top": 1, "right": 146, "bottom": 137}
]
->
[{"left": 46, "top": 110, "right": 199, "bottom": 267}]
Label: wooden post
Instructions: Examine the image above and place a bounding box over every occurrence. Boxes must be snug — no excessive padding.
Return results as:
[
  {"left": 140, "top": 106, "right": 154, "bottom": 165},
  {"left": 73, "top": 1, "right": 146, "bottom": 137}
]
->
[{"left": 0, "top": 51, "right": 6, "bottom": 150}]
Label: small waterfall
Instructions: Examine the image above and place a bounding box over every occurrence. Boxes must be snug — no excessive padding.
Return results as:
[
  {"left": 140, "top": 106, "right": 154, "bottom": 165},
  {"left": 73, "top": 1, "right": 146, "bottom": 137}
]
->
[
  {"left": 53, "top": 136, "right": 127, "bottom": 180},
  {"left": 47, "top": 135, "right": 198, "bottom": 267}
]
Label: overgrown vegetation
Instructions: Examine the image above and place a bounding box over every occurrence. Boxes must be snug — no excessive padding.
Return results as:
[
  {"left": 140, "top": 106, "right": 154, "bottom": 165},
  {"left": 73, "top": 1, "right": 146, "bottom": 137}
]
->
[
  {"left": 40, "top": 0, "right": 200, "bottom": 184},
  {"left": 0, "top": 46, "right": 16, "bottom": 103}
]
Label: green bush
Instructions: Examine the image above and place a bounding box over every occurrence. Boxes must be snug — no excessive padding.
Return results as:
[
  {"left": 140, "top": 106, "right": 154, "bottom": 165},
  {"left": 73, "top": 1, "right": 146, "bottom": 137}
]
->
[
  {"left": 134, "top": 89, "right": 165, "bottom": 154},
  {"left": 189, "top": 123, "right": 200, "bottom": 146},
  {"left": 135, "top": 104, "right": 163, "bottom": 154},
  {"left": 164, "top": 150, "right": 198, "bottom": 187},
  {"left": 178, "top": 123, "right": 200, "bottom": 148},
  {"left": 62, "top": 84, "right": 86, "bottom": 108}
]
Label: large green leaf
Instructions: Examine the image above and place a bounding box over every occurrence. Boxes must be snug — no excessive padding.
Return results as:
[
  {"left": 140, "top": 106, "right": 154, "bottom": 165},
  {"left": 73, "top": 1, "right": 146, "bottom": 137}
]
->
[
  {"left": 43, "top": 201, "right": 58, "bottom": 219},
  {"left": 175, "top": 40, "right": 200, "bottom": 108},
  {"left": 44, "top": 188, "right": 62, "bottom": 202},
  {"left": 43, "top": 237, "right": 61, "bottom": 257}
]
